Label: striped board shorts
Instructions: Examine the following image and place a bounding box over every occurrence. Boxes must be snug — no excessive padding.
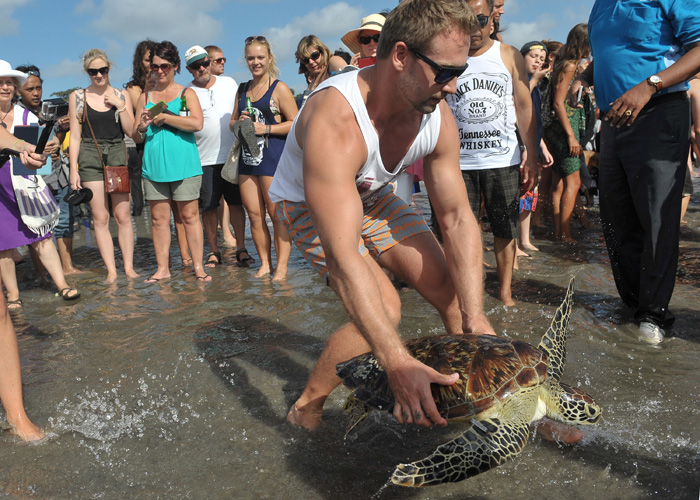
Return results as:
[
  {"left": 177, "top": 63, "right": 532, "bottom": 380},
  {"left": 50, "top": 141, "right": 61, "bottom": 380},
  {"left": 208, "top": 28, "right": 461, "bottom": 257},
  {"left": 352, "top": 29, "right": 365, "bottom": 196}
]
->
[{"left": 277, "top": 184, "right": 430, "bottom": 282}]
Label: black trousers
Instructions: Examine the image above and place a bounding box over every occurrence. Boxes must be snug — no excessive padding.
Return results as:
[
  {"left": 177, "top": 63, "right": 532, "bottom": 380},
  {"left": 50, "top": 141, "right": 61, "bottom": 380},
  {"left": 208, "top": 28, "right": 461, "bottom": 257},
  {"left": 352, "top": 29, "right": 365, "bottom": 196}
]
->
[
  {"left": 127, "top": 146, "right": 144, "bottom": 216},
  {"left": 599, "top": 92, "right": 690, "bottom": 329}
]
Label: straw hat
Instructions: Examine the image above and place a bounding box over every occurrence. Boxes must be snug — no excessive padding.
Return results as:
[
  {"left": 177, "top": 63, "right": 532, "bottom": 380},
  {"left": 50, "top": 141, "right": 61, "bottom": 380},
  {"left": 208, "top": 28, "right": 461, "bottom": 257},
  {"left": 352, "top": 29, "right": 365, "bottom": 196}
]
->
[
  {"left": 0, "top": 60, "right": 27, "bottom": 87},
  {"left": 341, "top": 14, "right": 386, "bottom": 55}
]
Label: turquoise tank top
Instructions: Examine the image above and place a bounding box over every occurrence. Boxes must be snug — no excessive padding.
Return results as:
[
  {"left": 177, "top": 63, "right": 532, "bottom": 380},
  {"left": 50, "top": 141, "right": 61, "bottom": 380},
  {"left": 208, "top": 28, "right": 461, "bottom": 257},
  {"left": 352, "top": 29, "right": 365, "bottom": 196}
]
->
[{"left": 142, "top": 90, "right": 202, "bottom": 182}]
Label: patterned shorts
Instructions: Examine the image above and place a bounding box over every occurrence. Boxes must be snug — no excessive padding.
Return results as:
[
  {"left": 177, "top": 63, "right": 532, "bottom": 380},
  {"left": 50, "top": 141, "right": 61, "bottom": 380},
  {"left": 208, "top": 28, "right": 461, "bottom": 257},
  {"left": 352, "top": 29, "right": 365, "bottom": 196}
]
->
[{"left": 277, "top": 184, "right": 430, "bottom": 281}]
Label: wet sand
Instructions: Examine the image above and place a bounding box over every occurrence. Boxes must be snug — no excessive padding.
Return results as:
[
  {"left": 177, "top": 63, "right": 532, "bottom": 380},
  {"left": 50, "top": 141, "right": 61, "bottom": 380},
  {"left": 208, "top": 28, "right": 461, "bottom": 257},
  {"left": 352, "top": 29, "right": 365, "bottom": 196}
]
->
[{"left": 1, "top": 182, "right": 700, "bottom": 499}]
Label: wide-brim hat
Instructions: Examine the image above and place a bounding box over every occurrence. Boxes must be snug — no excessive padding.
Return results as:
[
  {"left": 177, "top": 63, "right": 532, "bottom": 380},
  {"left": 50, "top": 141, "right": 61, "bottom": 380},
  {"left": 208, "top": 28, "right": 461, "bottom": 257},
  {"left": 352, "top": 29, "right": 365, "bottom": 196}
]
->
[
  {"left": 0, "top": 60, "right": 27, "bottom": 87},
  {"left": 341, "top": 13, "right": 386, "bottom": 55}
]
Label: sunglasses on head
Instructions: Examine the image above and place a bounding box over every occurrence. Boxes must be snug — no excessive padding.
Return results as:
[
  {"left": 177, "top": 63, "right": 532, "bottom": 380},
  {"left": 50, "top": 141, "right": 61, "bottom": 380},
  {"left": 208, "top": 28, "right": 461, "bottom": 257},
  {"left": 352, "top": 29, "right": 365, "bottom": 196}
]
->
[
  {"left": 151, "top": 63, "right": 172, "bottom": 72},
  {"left": 359, "top": 34, "right": 380, "bottom": 45},
  {"left": 212, "top": 57, "right": 226, "bottom": 64},
  {"left": 245, "top": 36, "right": 267, "bottom": 44},
  {"left": 26, "top": 70, "right": 40, "bottom": 78},
  {"left": 477, "top": 14, "right": 490, "bottom": 28},
  {"left": 189, "top": 59, "right": 211, "bottom": 71},
  {"left": 302, "top": 51, "right": 322, "bottom": 65},
  {"left": 410, "top": 48, "right": 468, "bottom": 84},
  {"left": 87, "top": 66, "right": 109, "bottom": 77}
]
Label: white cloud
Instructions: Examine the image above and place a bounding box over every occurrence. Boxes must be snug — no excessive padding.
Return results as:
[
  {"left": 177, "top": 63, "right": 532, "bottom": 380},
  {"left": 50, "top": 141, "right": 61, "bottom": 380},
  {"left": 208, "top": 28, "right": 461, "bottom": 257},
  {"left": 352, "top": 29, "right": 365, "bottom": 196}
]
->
[
  {"left": 82, "top": 0, "right": 224, "bottom": 46},
  {"left": 0, "top": 0, "right": 31, "bottom": 35},
  {"left": 266, "top": 2, "right": 365, "bottom": 61},
  {"left": 44, "top": 58, "right": 85, "bottom": 79}
]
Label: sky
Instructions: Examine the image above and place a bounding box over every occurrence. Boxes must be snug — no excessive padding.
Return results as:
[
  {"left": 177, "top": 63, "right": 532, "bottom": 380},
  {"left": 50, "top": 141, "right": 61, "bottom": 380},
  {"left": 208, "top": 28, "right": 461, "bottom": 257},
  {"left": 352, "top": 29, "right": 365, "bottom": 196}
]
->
[{"left": 3, "top": 0, "right": 595, "bottom": 99}]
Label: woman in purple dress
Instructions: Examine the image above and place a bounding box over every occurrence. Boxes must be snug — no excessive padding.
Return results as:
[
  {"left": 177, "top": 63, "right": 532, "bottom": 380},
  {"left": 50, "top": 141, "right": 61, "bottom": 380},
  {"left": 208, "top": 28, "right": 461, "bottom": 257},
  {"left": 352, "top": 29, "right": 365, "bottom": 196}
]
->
[{"left": 0, "top": 61, "right": 79, "bottom": 307}]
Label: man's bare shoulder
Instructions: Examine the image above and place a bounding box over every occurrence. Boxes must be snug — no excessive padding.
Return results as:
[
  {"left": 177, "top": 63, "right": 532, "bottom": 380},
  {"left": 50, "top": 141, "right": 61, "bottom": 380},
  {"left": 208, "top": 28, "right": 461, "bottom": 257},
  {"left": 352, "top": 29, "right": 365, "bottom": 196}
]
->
[
  {"left": 298, "top": 85, "right": 361, "bottom": 140},
  {"left": 500, "top": 42, "right": 526, "bottom": 74}
]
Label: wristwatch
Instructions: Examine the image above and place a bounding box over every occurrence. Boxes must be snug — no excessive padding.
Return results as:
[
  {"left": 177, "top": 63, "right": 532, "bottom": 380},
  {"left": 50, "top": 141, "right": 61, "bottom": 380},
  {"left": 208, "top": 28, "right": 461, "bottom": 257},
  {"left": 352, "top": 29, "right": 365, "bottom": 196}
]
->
[{"left": 646, "top": 74, "right": 662, "bottom": 93}]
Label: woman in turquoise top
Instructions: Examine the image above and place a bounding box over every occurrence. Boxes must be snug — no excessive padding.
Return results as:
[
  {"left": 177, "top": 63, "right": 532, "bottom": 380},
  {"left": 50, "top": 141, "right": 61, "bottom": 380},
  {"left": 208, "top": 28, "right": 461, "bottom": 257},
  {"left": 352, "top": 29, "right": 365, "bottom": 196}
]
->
[{"left": 133, "top": 41, "right": 211, "bottom": 283}]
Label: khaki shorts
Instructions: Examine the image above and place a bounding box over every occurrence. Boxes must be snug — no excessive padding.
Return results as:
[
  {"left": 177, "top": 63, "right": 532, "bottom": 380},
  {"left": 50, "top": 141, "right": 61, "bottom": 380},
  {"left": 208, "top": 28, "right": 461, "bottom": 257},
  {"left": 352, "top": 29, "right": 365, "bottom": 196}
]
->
[
  {"left": 143, "top": 175, "right": 203, "bottom": 202},
  {"left": 277, "top": 184, "right": 430, "bottom": 282},
  {"left": 77, "top": 137, "right": 127, "bottom": 183}
]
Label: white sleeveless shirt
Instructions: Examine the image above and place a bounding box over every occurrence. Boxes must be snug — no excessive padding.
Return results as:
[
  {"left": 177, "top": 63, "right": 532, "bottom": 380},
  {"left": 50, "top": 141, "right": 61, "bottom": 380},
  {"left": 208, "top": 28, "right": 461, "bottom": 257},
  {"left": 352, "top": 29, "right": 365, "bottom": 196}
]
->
[
  {"left": 446, "top": 41, "right": 521, "bottom": 170},
  {"left": 268, "top": 70, "right": 441, "bottom": 206}
]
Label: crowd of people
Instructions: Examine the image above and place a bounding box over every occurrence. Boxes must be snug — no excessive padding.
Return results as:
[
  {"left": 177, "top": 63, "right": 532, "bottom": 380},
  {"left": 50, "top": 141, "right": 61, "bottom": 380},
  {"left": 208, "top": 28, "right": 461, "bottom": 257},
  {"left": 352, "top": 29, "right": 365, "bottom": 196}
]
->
[{"left": 1, "top": 0, "right": 699, "bottom": 444}]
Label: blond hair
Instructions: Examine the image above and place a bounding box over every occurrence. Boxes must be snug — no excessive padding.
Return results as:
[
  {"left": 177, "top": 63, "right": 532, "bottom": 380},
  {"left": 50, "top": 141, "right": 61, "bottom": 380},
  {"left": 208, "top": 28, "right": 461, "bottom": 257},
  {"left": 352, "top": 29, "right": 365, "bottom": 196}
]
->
[
  {"left": 82, "top": 48, "right": 113, "bottom": 73},
  {"left": 377, "top": 0, "right": 477, "bottom": 59},
  {"left": 244, "top": 39, "right": 279, "bottom": 79}
]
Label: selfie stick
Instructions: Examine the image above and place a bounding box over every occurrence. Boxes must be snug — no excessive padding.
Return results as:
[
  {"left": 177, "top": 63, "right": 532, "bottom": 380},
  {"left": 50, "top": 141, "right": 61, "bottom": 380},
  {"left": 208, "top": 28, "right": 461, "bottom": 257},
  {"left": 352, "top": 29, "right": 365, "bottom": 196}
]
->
[{"left": 34, "top": 120, "right": 55, "bottom": 155}]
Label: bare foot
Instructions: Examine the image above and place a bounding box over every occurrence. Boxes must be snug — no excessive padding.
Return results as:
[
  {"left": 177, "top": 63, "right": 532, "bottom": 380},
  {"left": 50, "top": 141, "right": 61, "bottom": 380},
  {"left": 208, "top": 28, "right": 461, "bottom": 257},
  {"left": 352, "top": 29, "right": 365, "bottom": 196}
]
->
[
  {"left": 499, "top": 292, "right": 516, "bottom": 307},
  {"left": 272, "top": 268, "right": 288, "bottom": 282},
  {"left": 195, "top": 274, "right": 212, "bottom": 282},
  {"left": 9, "top": 419, "right": 46, "bottom": 442},
  {"left": 63, "top": 267, "right": 84, "bottom": 275},
  {"left": 533, "top": 418, "right": 584, "bottom": 445},
  {"left": 125, "top": 270, "right": 141, "bottom": 279},
  {"left": 255, "top": 266, "right": 271, "bottom": 278},
  {"left": 516, "top": 247, "right": 529, "bottom": 258},
  {"left": 520, "top": 243, "right": 539, "bottom": 252},
  {"left": 182, "top": 258, "right": 193, "bottom": 269},
  {"left": 103, "top": 273, "right": 118, "bottom": 285},
  {"left": 559, "top": 235, "right": 578, "bottom": 245},
  {"left": 287, "top": 402, "right": 324, "bottom": 430},
  {"left": 221, "top": 238, "right": 236, "bottom": 248}
]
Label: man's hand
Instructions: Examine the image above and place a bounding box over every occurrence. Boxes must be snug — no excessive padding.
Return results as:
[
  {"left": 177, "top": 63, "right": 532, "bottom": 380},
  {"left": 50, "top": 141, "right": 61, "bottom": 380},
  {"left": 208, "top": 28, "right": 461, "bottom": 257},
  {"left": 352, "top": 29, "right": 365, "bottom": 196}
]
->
[
  {"left": 606, "top": 81, "right": 655, "bottom": 128},
  {"left": 386, "top": 353, "right": 459, "bottom": 428}
]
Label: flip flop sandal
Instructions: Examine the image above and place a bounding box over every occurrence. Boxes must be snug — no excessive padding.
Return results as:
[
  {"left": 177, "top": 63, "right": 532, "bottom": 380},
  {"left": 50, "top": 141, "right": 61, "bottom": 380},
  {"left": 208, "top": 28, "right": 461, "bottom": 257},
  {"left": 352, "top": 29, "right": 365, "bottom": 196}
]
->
[
  {"left": 205, "top": 251, "right": 222, "bottom": 267},
  {"left": 6, "top": 299, "right": 22, "bottom": 309},
  {"left": 58, "top": 288, "right": 81, "bottom": 301},
  {"left": 236, "top": 248, "right": 256, "bottom": 266}
]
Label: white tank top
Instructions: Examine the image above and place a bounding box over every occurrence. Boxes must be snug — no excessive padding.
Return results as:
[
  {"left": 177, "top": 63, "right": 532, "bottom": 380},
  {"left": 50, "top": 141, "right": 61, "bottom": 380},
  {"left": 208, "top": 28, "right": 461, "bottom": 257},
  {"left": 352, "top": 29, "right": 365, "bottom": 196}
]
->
[
  {"left": 446, "top": 41, "right": 521, "bottom": 170},
  {"left": 269, "top": 70, "right": 441, "bottom": 206}
]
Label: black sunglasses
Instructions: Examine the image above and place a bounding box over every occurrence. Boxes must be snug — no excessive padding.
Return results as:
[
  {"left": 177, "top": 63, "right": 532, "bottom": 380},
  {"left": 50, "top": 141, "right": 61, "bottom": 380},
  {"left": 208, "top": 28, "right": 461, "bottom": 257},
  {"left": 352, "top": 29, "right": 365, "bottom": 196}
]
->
[
  {"left": 212, "top": 57, "right": 226, "bottom": 64},
  {"left": 189, "top": 59, "right": 211, "bottom": 70},
  {"left": 87, "top": 66, "right": 109, "bottom": 77},
  {"left": 476, "top": 14, "right": 490, "bottom": 28},
  {"left": 359, "top": 34, "right": 380, "bottom": 45},
  {"left": 151, "top": 63, "right": 172, "bottom": 72},
  {"left": 302, "top": 50, "right": 322, "bottom": 64},
  {"left": 410, "top": 48, "right": 468, "bottom": 84},
  {"left": 245, "top": 36, "right": 267, "bottom": 44}
]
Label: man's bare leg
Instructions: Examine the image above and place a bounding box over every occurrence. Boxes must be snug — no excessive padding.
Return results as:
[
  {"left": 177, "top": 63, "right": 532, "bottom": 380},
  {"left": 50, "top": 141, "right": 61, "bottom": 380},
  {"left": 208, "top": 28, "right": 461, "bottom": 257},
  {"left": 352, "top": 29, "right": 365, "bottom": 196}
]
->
[
  {"left": 533, "top": 418, "right": 584, "bottom": 445},
  {"left": 494, "top": 236, "right": 516, "bottom": 306},
  {"left": 288, "top": 255, "right": 401, "bottom": 429}
]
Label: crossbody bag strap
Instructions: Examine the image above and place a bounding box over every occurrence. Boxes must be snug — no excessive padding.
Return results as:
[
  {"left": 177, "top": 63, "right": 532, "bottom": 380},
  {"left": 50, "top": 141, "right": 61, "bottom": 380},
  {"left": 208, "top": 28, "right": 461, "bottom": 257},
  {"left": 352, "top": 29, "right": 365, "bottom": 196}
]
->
[{"left": 83, "top": 90, "right": 106, "bottom": 169}]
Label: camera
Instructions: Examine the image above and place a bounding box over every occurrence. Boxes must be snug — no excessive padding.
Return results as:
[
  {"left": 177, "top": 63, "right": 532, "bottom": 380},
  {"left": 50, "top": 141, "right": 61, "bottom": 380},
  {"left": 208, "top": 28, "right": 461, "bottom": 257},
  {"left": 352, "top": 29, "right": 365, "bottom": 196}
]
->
[{"left": 40, "top": 98, "right": 69, "bottom": 122}]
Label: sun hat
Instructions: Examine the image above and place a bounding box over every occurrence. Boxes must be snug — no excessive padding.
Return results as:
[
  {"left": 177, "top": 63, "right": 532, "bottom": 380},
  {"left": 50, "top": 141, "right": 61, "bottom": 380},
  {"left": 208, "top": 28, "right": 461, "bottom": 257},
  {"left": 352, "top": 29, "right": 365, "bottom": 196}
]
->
[
  {"left": 0, "top": 60, "right": 28, "bottom": 87},
  {"left": 341, "top": 14, "right": 386, "bottom": 55},
  {"left": 520, "top": 41, "right": 548, "bottom": 57},
  {"left": 185, "top": 46, "right": 208, "bottom": 67}
]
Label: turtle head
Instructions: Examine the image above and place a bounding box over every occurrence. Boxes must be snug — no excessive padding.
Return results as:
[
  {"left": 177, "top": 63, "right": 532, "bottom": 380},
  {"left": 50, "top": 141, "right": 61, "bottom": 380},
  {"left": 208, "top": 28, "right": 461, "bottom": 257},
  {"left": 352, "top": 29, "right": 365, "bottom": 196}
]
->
[{"left": 549, "top": 382, "right": 602, "bottom": 425}]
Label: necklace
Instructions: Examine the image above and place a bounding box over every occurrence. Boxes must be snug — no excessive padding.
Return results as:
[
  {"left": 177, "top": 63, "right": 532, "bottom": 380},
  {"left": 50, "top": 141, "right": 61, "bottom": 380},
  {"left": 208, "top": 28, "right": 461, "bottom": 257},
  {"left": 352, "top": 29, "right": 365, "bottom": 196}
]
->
[
  {"left": 0, "top": 106, "right": 11, "bottom": 128},
  {"left": 250, "top": 76, "right": 271, "bottom": 102}
]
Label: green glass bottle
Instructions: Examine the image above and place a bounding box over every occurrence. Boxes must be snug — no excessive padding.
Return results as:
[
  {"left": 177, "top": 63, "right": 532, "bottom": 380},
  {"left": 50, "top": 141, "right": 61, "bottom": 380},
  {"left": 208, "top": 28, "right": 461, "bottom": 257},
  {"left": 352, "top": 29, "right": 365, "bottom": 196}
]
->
[
  {"left": 179, "top": 95, "right": 190, "bottom": 117},
  {"left": 245, "top": 97, "right": 255, "bottom": 121}
]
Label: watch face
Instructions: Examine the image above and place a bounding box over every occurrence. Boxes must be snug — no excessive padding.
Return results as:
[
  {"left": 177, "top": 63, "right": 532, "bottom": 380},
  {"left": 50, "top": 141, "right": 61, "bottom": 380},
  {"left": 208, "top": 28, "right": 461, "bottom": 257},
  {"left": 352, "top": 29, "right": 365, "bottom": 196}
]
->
[{"left": 650, "top": 75, "right": 661, "bottom": 85}]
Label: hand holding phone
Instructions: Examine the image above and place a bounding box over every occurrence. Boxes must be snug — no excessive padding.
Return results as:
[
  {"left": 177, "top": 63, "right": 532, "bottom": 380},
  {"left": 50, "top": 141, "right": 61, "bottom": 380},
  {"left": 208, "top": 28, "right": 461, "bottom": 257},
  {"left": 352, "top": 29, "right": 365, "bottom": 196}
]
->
[
  {"left": 148, "top": 101, "right": 168, "bottom": 118},
  {"left": 576, "top": 86, "right": 584, "bottom": 104}
]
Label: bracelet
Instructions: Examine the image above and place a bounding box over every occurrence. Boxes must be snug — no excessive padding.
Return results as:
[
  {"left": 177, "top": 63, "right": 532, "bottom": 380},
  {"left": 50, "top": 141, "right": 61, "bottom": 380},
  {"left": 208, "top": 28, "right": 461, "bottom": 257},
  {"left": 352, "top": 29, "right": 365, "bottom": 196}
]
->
[
  {"left": 265, "top": 124, "right": 271, "bottom": 136},
  {"left": 117, "top": 105, "right": 127, "bottom": 113},
  {"left": 11, "top": 139, "right": 22, "bottom": 150}
]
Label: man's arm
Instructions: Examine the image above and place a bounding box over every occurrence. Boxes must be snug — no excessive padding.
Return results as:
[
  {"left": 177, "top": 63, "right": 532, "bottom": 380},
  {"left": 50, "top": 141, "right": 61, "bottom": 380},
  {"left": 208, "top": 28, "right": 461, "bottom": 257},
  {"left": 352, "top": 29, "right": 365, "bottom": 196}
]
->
[
  {"left": 300, "top": 89, "right": 458, "bottom": 428},
  {"left": 607, "top": 42, "right": 700, "bottom": 127},
  {"left": 504, "top": 45, "right": 537, "bottom": 190},
  {"left": 424, "top": 101, "right": 494, "bottom": 336}
]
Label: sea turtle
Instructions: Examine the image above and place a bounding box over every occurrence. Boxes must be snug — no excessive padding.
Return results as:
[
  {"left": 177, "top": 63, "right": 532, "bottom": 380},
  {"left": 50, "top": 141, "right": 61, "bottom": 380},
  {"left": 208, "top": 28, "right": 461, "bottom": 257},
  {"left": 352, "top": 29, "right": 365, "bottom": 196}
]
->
[{"left": 336, "top": 278, "right": 601, "bottom": 487}]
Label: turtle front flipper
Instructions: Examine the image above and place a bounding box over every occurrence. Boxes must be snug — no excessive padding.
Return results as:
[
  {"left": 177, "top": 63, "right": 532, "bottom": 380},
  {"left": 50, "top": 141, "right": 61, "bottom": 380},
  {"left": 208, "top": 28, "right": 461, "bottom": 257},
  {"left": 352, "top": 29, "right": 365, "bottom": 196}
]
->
[
  {"left": 538, "top": 277, "right": 575, "bottom": 381},
  {"left": 342, "top": 394, "right": 371, "bottom": 437},
  {"left": 390, "top": 417, "right": 530, "bottom": 487}
]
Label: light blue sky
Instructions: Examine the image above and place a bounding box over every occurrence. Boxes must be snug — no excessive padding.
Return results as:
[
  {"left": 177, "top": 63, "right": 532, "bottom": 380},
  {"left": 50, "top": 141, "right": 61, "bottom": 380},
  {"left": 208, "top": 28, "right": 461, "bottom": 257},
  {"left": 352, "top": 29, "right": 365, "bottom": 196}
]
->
[{"left": 3, "top": 0, "right": 594, "bottom": 98}]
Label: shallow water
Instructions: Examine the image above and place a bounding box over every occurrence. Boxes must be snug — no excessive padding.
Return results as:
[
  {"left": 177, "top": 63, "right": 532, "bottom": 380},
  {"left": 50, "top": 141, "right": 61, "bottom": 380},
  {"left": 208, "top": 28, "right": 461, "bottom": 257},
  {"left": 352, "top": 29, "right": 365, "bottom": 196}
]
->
[{"left": 1, "top": 183, "right": 700, "bottom": 499}]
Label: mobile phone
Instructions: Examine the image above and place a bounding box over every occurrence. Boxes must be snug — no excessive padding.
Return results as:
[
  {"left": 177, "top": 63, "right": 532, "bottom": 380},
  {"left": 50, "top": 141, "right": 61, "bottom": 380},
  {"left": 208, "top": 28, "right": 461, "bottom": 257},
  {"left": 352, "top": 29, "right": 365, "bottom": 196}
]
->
[
  {"left": 358, "top": 56, "right": 377, "bottom": 68},
  {"left": 576, "top": 86, "right": 583, "bottom": 104},
  {"left": 149, "top": 101, "right": 168, "bottom": 118}
]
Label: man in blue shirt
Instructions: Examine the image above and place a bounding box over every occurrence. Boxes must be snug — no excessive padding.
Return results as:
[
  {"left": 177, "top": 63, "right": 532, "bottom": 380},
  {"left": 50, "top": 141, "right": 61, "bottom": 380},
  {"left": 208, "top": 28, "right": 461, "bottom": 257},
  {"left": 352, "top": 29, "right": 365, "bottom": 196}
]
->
[{"left": 572, "top": 0, "right": 700, "bottom": 344}]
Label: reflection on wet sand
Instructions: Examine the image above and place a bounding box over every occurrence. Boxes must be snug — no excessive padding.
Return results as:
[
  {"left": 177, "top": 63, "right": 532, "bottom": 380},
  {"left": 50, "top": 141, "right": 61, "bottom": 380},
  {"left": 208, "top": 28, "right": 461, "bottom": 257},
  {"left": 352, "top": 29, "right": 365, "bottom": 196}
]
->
[{"left": 1, "top": 189, "right": 699, "bottom": 499}]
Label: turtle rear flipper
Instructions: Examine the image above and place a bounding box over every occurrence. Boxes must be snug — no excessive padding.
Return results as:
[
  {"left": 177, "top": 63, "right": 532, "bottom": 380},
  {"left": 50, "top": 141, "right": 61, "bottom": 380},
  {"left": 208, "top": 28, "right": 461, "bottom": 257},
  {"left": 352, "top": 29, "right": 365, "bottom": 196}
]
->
[{"left": 390, "top": 418, "right": 530, "bottom": 487}]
